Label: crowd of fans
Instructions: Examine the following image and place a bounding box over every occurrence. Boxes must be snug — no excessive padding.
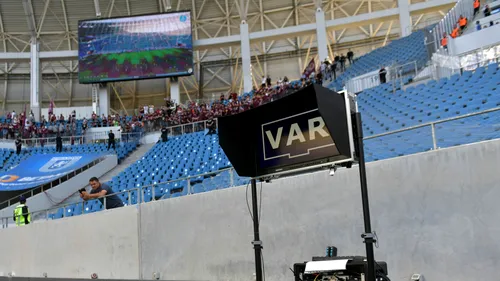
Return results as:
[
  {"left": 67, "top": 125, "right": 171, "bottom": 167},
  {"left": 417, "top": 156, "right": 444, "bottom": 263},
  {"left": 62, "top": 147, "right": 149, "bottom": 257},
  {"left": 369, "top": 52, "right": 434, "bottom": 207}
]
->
[
  {"left": 0, "top": 76, "right": 318, "bottom": 142},
  {"left": 0, "top": 48, "right": 357, "bottom": 143}
]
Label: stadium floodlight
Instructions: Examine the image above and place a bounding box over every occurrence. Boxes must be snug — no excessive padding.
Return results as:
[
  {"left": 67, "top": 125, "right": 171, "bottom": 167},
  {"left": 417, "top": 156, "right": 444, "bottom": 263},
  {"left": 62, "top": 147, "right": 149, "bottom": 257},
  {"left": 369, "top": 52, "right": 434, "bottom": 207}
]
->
[
  {"left": 93, "top": 0, "right": 101, "bottom": 17},
  {"left": 163, "top": 0, "right": 172, "bottom": 11}
]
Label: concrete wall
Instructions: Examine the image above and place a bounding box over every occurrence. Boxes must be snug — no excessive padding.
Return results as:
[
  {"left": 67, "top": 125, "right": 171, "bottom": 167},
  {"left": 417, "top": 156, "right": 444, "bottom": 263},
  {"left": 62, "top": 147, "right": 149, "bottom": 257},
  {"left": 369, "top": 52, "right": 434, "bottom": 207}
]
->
[
  {"left": 140, "top": 138, "right": 500, "bottom": 281},
  {"left": 2, "top": 139, "right": 500, "bottom": 280},
  {"left": 449, "top": 24, "right": 500, "bottom": 55},
  {"left": 0, "top": 206, "right": 140, "bottom": 279},
  {"left": 0, "top": 155, "right": 117, "bottom": 219}
]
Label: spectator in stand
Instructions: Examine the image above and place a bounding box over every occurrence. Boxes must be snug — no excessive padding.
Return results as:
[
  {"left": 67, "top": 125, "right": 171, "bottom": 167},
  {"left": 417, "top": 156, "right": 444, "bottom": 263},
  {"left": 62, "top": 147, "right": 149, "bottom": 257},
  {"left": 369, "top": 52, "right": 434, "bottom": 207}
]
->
[
  {"left": 15, "top": 137, "right": 22, "bottom": 155},
  {"left": 320, "top": 61, "right": 327, "bottom": 80},
  {"left": 316, "top": 71, "right": 323, "bottom": 85},
  {"left": 474, "top": 0, "right": 480, "bottom": 17},
  {"left": 331, "top": 59, "right": 337, "bottom": 80},
  {"left": 458, "top": 15, "right": 468, "bottom": 32},
  {"left": 476, "top": 21, "right": 482, "bottom": 30},
  {"left": 347, "top": 49, "right": 354, "bottom": 65},
  {"left": 334, "top": 54, "right": 340, "bottom": 66},
  {"left": 56, "top": 134, "right": 63, "bottom": 152},
  {"left": 379, "top": 66, "right": 388, "bottom": 84},
  {"left": 484, "top": 5, "right": 491, "bottom": 17},
  {"left": 161, "top": 126, "right": 168, "bottom": 142},
  {"left": 322, "top": 58, "right": 331, "bottom": 80},
  {"left": 108, "top": 130, "right": 116, "bottom": 150},
  {"left": 81, "top": 177, "right": 124, "bottom": 210},
  {"left": 266, "top": 75, "right": 271, "bottom": 87},
  {"left": 450, "top": 24, "right": 460, "bottom": 38},
  {"left": 340, "top": 54, "right": 347, "bottom": 72},
  {"left": 441, "top": 33, "right": 448, "bottom": 50},
  {"left": 206, "top": 118, "right": 216, "bottom": 135}
]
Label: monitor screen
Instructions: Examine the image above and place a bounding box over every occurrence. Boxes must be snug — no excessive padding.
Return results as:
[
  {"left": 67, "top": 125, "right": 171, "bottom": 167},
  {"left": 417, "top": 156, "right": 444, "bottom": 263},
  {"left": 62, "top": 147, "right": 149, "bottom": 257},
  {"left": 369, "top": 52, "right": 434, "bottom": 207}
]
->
[{"left": 78, "top": 11, "right": 193, "bottom": 84}]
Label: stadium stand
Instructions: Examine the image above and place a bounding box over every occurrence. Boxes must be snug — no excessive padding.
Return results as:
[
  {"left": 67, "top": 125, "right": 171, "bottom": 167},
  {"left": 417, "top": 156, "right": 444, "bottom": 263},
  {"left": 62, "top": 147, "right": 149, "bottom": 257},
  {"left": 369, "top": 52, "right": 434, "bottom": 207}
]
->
[
  {"left": 54, "top": 132, "right": 249, "bottom": 218},
  {"left": 44, "top": 58, "right": 500, "bottom": 219},
  {"left": 327, "top": 30, "right": 429, "bottom": 91},
  {"left": 4, "top": 18, "right": 498, "bottom": 220},
  {"left": 361, "top": 62, "right": 500, "bottom": 161},
  {"left": 0, "top": 142, "right": 138, "bottom": 173}
]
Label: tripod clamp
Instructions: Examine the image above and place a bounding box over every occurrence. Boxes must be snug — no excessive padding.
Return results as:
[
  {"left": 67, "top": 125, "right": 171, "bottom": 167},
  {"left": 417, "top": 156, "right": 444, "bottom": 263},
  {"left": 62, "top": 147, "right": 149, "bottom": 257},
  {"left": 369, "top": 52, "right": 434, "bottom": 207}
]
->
[
  {"left": 252, "top": 240, "right": 263, "bottom": 250},
  {"left": 361, "top": 231, "right": 379, "bottom": 248}
]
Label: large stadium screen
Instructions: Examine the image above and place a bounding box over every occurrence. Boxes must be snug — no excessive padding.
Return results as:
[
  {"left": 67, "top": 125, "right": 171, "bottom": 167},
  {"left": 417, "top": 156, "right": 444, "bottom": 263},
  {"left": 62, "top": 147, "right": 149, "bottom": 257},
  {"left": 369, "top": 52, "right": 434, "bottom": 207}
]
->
[{"left": 78, "top": 11, "right": 193, "bottom": 84}]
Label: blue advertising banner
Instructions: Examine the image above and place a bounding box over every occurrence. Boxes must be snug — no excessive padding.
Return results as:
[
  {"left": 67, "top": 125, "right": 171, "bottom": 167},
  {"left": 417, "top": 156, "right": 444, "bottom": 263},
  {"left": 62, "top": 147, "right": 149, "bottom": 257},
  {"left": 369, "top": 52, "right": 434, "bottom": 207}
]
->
[{"left": 0, "top": 154, "right": 104, "bottom": 191}]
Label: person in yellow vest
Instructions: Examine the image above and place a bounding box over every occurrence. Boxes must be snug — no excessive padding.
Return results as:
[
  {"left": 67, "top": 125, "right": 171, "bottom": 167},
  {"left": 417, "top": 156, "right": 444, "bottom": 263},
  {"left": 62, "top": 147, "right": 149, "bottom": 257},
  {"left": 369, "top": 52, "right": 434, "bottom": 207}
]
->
[{"left": 13, "top": 196, "right": 31, "bottom": 226}]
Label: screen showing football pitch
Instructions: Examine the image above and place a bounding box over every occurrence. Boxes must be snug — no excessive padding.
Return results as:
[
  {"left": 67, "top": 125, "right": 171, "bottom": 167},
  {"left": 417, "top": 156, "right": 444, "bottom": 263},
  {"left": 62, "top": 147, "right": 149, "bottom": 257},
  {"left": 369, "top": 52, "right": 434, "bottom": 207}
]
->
[{"left": 78, "top": 11, "right": 193, "bottom": 84}]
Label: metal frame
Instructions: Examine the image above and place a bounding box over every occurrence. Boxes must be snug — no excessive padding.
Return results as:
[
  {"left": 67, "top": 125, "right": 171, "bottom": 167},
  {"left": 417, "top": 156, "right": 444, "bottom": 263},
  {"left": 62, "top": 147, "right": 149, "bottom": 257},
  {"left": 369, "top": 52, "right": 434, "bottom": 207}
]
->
[
  {"left": 252, "top": 90, "right": 357, "bottom": 181},
  {"left": 0, "top": 0, "right": 454, "bottom": 107}
]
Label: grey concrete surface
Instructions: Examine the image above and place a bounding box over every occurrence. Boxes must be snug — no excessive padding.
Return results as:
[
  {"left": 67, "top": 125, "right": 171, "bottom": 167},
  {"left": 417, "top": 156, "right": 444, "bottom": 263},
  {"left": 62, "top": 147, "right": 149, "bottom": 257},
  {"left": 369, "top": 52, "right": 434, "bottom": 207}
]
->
[
  {"left": 0, "top": 206, "right": 140, "bottom": 279},
  {"left": 2, "top": 139, "right": 500, "bottom": 281},
  {"left": 98, "top": 143, "right": 155, "bottom": 183},
  {"left": 141, "top": 139, "right": 500, "bottom": 281}
]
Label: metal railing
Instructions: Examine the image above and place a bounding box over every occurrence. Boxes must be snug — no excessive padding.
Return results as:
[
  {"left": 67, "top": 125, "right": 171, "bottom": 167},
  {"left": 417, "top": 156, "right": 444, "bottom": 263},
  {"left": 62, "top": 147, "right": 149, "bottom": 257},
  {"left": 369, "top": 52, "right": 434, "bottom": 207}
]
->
[
  {"left": 0, "top": 167, "right": 243, "bottom": 228},
  {"left": 432, "top": 42, "right": 500, "bottom": 79},
  {"left": 431, "top": 0, "right": 474, "bottom": 51},
  {"left": 0, "top": 158, "right": 104, "bottom": 210},
  {"left": 12, "top": 132, "right": 143, "bottom": 148},
  {"left": 161, "top": 119, "right": 218, "bottom": 137},
  {"left": 364, "top": 106, "right": 500, "bottom": 150},
  {"left": 345, "top": 60, "right": 419, "bottom": 94}
]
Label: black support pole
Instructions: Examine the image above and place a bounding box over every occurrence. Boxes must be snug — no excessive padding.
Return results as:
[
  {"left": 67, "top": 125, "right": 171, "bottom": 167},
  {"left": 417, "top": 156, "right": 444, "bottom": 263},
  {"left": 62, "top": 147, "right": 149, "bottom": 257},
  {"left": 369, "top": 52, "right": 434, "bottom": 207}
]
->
[
  {"left": 353, "top": 112, "right": 376, "bottom": 281},
  {"left": 250, "top": 178, "right": 264, "bottom": 281}
]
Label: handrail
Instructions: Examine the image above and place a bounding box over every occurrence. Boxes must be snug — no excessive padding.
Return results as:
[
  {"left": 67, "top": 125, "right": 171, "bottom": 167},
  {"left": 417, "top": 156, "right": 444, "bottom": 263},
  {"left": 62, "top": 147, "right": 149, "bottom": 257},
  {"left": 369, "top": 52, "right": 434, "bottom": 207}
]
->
[
  {"left": 432, "top": 42, "right": 500, "bottom": 79},
  {"left": 15, "top": 132, "right": 143, "bottom": 147},
  {"left": 364, "top": 106, "right": 500, "bottom": 140}
]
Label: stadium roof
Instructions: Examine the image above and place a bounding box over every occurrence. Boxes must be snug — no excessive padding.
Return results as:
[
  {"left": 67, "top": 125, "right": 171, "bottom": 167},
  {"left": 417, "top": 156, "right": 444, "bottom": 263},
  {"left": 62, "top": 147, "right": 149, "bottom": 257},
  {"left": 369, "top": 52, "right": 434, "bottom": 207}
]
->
[{"left": 0, "top": 0, "right": 452, "bottom": 53}]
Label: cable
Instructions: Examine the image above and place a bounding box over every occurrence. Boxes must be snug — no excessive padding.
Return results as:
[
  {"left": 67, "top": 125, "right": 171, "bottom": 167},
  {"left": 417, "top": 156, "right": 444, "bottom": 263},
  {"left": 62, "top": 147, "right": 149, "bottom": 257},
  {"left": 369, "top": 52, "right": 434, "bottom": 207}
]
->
[
  {"left": 259, "top": 181, "right": 263, "bottom": 224},
  {"left": 289, "top": 268, "right": 303, "bottom": 281},
  {"left": 261, "top": 251, "right": 266, "bottom": 281},
  {"left": 314, "top": 274, "right": 321, "bottom": 281},
  {"left": 245, "top": 180, "right": 253, "bottom": 220}
]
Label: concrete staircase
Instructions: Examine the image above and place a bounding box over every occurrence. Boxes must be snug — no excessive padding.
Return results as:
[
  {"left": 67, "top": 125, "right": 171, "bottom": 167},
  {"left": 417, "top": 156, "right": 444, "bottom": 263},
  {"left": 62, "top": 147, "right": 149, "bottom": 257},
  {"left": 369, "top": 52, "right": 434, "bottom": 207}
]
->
[{"left": 98, "top": 143, "right": 155, "bottom": 182}]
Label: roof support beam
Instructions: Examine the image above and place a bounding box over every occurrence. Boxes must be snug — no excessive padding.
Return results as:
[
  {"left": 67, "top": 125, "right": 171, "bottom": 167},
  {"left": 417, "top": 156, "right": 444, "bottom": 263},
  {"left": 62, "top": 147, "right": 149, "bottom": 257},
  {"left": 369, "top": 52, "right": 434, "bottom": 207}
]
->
[
  {"left": 21, "top": 0, "right": 37, "bottom": 39},
  {"left": 0, "top": 0, "right": 456, "bottom": 62}
]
